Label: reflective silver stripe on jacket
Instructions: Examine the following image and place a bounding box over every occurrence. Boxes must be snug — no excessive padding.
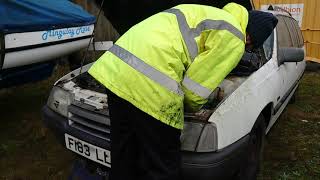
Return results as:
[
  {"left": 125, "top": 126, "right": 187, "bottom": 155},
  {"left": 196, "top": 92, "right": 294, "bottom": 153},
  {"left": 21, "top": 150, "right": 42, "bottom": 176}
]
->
[
  {"left": 164, "top": 8, "right": 245, "bottom": 99},
  {"left": 164, "top": 9, "right": 198, "bottom": 60},
  {"left": 108, "top": 44, "right": 184, "bottom": 96},
  {"left": 182, "top": 76, "right": 212, "bottom": 99},
  {"left": 195, "top": 20, "right": 245, "bottom": 42},
  {"left": 164, "top": 8, "right": 245, "bottom": 60}
]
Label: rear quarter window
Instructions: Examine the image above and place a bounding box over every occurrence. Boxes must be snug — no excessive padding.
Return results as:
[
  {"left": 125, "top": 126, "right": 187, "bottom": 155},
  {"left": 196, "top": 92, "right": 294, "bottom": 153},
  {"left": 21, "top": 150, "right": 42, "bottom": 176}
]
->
[
  {"left": 276, "top": 15, "right": 304, "bottom": 48},
  {"left": 276, "top": 15, "right": 304, "bottom": 63},
  {"left": 276, "top": 15, "right": 293, "bottom": 48}
]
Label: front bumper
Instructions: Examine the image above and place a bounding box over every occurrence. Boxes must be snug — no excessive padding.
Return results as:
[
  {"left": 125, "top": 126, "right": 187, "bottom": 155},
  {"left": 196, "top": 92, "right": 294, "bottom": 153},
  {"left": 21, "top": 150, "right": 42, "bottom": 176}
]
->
[
  {"left": 43, "top": 105, "right": 250, "bottom": 179},
  {"left": 182, "top": 135, "right": 249, "bottom": 180}
]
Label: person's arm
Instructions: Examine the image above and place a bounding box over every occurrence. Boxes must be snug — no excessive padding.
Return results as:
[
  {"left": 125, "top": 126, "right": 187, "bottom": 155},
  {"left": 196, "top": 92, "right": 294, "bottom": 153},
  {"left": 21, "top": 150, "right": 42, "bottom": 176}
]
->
[{"left": 182, "top": 30, "right": 245, "bottom": 112}]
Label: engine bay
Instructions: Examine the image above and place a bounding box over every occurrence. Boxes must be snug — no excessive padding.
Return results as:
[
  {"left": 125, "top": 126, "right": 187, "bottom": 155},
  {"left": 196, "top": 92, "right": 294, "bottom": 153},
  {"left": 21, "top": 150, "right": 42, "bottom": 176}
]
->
[{"left": 61, "top": 50, "right": 266, "bottom": 122}]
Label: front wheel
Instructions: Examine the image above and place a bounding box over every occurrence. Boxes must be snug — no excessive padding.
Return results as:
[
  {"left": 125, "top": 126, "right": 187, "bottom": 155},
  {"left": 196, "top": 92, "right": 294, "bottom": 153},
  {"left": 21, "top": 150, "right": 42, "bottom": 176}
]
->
[{"left": 235, "top": 114, "right": 266, "bottom": 180}]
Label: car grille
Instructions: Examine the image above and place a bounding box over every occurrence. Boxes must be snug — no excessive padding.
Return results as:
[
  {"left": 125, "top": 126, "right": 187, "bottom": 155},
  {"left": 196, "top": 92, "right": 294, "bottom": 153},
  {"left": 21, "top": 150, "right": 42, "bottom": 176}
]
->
[{"left": 68, "top": 101, "right": 110, "bottom": 141}]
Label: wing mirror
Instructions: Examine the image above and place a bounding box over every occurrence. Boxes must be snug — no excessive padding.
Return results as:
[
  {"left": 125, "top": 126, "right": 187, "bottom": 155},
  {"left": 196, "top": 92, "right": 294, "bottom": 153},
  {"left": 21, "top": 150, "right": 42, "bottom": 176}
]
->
[{"left": 278, "top": 47, "right": 305, "bottom": 65}]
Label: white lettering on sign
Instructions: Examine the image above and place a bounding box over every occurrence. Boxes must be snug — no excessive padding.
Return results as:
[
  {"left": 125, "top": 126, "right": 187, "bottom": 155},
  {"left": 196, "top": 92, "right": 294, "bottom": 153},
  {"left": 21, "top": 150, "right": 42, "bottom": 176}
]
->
[{"left": 261, "top": 4, "right": 304, "bottom": 27}]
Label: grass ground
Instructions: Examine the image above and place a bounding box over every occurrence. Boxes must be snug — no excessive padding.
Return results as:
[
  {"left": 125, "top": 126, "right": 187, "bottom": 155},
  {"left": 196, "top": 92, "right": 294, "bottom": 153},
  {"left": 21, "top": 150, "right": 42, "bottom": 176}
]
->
[
  {"left": 0, "top": 63, "right": 74, "bottom": 180},
  {"left": 258, "top": 71, "right": 320, "bottom": 180},
  {"left": 0, "top": 63, "right": 319, "bottom": 179}
]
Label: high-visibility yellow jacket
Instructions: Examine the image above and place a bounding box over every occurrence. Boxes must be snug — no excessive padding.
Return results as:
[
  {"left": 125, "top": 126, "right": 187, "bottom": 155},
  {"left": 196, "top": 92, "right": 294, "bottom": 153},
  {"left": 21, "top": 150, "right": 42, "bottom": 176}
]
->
[{"left": 89, "top": 3, "right": 248, "bottom": 129}]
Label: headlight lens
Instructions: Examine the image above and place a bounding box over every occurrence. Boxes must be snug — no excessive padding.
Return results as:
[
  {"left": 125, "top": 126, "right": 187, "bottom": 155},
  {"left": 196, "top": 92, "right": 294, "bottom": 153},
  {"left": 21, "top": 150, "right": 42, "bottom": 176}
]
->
[
  {"left": 181, "top": 122, "right": 204, "bottom": 151},
  {"left": 181, "top": 122, "right": 218, "bottom": 152},
  {"left": 196, "top": 123, "right": 218, "bottom": 152},
  {"left": 47, "top": 86, "right": 72, "bottom": 117}
]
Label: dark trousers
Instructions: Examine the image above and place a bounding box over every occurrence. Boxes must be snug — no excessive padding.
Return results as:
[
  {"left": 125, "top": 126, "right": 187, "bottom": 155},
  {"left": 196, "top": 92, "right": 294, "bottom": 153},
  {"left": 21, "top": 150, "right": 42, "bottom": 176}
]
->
[{"left": 106, "top": 90, "right": 182, "bottom": 180}]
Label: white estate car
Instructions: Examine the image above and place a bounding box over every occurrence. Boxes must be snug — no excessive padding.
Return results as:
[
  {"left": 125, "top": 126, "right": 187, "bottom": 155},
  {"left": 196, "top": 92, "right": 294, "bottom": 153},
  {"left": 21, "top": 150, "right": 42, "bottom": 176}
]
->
[{"left": 42, "top": 11, "right": 305, "bottom": 179}]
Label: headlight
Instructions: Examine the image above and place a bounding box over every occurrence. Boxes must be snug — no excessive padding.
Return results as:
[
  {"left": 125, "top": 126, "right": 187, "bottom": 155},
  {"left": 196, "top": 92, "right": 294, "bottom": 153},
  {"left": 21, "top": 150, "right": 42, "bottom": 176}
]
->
[
  {"left": 196, "top": 123, "right": 218, "bottom": 152},
  {"left": 181, "top": 122, "right": 218, "bottom": 152},
  {"left": 47, "top": 86, "right": 73, "bottom": 117}
]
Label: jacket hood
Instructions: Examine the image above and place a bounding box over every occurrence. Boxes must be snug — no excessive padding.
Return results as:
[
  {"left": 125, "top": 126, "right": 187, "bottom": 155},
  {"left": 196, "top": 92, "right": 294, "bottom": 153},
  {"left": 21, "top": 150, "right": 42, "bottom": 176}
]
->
[{"left": 222, "top": 2, "right": 248, "bottom": 39}]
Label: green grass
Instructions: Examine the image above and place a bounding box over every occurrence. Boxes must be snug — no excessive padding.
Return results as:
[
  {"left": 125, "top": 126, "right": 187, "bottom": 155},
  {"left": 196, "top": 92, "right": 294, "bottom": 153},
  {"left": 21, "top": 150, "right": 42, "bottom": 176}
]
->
[
  {"left": 0, "top": 63, "right": 74, "bottom": 180},
  {"left": 258, "top": 72, "right": 320, "bottom": 180}
]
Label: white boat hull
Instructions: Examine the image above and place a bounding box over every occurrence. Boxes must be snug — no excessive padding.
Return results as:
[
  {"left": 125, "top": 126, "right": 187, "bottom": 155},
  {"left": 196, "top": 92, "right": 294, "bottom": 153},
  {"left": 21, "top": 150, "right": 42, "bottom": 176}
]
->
[{"left": 2, "top": 24, "right": 94, "bottom": 69}]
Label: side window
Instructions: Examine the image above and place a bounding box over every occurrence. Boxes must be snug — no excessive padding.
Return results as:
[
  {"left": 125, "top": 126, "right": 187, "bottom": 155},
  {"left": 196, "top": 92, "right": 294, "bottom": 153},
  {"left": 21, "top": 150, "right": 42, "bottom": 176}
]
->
[
  {"left": 292, "top": 19, "right": 304, "bottom": 48},
  {"left": 277, "top": 15, "right": 303, "bottom": 48},
  {"left": 287, "top": 18, "right": 299, "bottom": 47},
  {"left": 285, "top": 18, "right": 299, "bottom": 47},
  {"left": 276, "top": 15, "right": 293, "bottom": 48},
  {"left": 276, "top": 15, "right": 304, "bottom": 64},
  {"left": 287, "top": 17, "right": 304, "bottom": 48}
]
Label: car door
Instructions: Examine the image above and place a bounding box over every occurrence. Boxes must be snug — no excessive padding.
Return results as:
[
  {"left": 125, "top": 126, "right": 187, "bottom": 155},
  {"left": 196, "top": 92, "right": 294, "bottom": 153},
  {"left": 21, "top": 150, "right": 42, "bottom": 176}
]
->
[
  {"left": 275, "top": 15, "right": 304, "bottom": 102},
  {"left": 283, "top": 16, "right": 305, "bottom": 85},
  {"left": 274, "top": 15, "right": 293, "bottom": 105}
]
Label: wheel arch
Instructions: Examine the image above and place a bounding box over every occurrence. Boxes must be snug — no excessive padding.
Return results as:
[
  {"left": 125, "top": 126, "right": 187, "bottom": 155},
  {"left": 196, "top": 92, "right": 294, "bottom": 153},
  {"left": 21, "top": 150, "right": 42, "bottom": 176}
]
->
[{"left": 260, "top": 102, "right": 273, "bottom": 129}]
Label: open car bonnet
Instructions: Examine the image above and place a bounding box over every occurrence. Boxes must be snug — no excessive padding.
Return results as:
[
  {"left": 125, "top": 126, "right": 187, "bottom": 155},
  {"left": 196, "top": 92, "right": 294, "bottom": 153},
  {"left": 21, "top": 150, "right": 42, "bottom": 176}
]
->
[{"left": 97, "top": 0, "right": 253, "bottom": 34}]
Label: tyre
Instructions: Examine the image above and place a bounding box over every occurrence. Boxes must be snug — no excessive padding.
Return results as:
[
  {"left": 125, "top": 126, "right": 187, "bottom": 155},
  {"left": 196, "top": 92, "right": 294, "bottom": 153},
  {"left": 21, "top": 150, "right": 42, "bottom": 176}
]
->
[{"left": 235, "top": 114, "right": 266, "bottom": 180}]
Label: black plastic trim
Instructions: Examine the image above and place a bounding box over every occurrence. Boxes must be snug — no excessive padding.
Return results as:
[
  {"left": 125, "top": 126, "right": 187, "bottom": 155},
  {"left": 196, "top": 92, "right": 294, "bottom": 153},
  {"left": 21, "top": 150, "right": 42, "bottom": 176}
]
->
[
  {"left": 182, "top": 135, "right": 250, "bottom": 180},
  {"left": 42, "top": 105, "right": 110, "bottom": 149},
  {"left": 273, "top": 71, "right": 304, "bottom": 115},
  {"left": 69, "top": 104, "right": 110, "bottom": 125}
]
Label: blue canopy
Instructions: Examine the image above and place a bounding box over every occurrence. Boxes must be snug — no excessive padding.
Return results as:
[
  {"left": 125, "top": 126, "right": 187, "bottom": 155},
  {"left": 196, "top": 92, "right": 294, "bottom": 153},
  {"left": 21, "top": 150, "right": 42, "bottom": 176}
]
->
[{"left": 0, "top": 0, "right": 96, "bottom": 34}]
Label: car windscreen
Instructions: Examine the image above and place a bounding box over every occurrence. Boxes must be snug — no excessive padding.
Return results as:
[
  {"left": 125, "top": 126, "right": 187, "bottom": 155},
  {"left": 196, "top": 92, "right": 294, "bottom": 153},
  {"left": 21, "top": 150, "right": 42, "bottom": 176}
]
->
[{"left": 263, "top": 31, "right": 274, "bottom": 60}]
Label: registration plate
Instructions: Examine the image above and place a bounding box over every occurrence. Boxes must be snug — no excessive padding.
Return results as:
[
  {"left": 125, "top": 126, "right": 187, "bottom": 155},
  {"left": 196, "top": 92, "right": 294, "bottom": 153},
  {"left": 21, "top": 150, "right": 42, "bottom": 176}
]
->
[{"left": 65, "top": 134, "right": 111, "bottom": 167}]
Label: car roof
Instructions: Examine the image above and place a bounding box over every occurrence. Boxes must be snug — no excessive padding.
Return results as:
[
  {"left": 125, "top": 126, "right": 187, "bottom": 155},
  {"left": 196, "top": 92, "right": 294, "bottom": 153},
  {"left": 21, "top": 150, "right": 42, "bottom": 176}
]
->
[{"left": 263, "top": 10, "right": 292, "bottom": 16}]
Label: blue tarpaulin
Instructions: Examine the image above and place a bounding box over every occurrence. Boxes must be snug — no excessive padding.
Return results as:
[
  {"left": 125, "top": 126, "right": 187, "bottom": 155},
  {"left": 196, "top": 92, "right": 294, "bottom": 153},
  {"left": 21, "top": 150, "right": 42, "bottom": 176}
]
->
[{"left": 0, "top": 0, "right": 96, "bottom": 34}]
